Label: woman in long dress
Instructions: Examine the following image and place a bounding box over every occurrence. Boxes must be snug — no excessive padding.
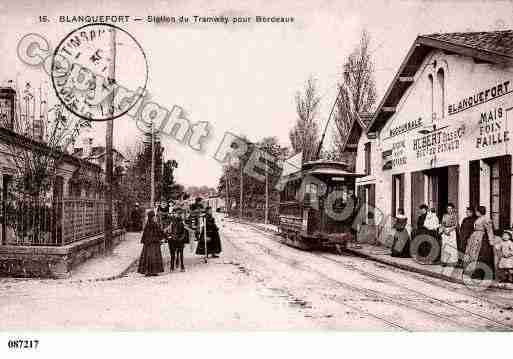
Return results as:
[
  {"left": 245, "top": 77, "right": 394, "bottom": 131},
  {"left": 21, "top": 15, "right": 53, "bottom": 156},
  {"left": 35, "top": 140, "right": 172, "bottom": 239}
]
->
[
  {"left": 391, "top": 208, "right": 410, "bottom": 258},
  {"left": 440, "top": 203, "right": 459, "bottom": 266},
  {"left": 459, "top": 206, "right": 477, "bottom": 264},
  {"left": 463, "top": 206, "right": 495, "bottom": 280},
  {"left": 196, "top": 207, "right": 222, "bottom": 257},
  {"left": 137, "top": 210, "right": 165, "bottom": 276}
]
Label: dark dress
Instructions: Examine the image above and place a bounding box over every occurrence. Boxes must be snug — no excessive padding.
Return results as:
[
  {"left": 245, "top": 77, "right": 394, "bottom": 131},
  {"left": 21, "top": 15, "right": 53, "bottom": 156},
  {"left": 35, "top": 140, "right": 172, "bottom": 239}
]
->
[
  {"left": 391, "top": 216, "right": 410, "bottom": 257},
  {"left": 137, "top": 220, "right": 165, "bottom": 275},
  {"left": 459, "top": 215, "right": 477, "bottom": 255},
  {"left": 130, "top": 207, "right": 143, "bottom": 232},
  {"left": 196, "top": 213, "right": 222, "bottom": 255}
]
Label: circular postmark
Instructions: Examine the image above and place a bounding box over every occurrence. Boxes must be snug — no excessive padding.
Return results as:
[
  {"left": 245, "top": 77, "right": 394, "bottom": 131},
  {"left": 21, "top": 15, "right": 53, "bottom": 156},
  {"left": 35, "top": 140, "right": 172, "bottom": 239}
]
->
[{"left": 51, "top": 23, "right": 148, "bottom": 122}]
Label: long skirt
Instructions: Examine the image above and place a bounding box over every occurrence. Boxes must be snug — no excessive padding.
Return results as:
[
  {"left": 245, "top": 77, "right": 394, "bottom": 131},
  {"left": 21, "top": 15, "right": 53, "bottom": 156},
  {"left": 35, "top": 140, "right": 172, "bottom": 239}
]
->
[
  {"left": 463, "top": 231, "right": 495, "bottom": 280},
  {"left": 441, "top": 231, "right": 458, "bottom": 265},
  {"left": 391, "top": 229, "right": 410, "bottom": 258},
  {"left": 196, "top": 231, "right": 222, "bottom": 255},
  {"left": 137, "top": 243, "right": 164, "bottom": 275}
]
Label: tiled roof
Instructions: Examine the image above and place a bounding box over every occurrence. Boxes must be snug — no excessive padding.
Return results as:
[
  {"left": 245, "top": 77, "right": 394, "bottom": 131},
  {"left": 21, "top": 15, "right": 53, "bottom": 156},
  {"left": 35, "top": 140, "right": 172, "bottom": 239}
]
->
[
  {"left": 422, "top": 30, "right": 513, "bottom": 58},
  {"left": 367, "top": 29, "right": 513, "bottom": 133}
]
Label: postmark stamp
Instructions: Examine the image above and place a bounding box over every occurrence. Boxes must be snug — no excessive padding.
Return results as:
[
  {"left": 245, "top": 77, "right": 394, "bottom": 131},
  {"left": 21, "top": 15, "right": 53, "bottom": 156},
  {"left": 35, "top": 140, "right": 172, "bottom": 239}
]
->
[{"left": 50, "top": 23, "right": 148, "bottom": 121}]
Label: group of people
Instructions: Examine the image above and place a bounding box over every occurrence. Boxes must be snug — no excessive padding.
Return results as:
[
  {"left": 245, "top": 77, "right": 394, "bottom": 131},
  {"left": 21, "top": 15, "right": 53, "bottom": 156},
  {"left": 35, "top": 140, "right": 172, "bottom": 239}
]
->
[
  {"left": 391, "top": 203, "right": 513, "bottom": 282},
  {"left": 136, "top": 198, "right": 222, "bottom": 277}
]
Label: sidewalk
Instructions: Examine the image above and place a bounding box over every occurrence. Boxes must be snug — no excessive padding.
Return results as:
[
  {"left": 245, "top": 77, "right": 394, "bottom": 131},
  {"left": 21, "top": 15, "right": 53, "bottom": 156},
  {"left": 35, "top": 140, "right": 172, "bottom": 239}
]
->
[
  {"left": 70, "top": 231, "right": 142, "bottom": 281},
  {"left": 232, "top": 217, "right": 513, "bottom": 291}
]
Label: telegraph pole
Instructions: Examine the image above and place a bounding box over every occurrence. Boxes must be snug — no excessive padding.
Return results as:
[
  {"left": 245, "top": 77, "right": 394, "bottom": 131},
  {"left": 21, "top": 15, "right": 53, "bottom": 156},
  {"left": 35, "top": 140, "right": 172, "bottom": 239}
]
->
[
  {"left": 239, "top": 161, "right": 243, "bottom": 218},
  {"left": 150, "top": 120, "right": 155, "bottom": 209},
  {"left": 265, "top": 165, "right": 269, "bottom": 224},
  {"left": 224, "top": 169, "right": 230, "bottom": 216},
  {"left": 105, "top": 27, "right": 116, "bottom": 251}
]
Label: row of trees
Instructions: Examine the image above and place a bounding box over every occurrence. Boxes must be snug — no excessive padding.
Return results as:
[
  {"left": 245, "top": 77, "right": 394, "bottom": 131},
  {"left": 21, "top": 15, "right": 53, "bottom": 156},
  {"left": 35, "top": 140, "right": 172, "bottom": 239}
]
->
[
  {"left": 217, "top": 30, "right": 377, "bottom": 220},
  {"left": 119, "top": 133, "right": 184, "bottom": 207},
  {"left": 289, "top": 30, "right": 377, "bottom": 163}
]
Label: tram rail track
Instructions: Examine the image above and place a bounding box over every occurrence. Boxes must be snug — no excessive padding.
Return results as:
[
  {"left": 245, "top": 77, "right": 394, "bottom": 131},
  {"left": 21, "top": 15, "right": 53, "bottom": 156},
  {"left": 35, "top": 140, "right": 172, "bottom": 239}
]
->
[{"left": 227, "top": 219, "right": 513, "bottom": 331}]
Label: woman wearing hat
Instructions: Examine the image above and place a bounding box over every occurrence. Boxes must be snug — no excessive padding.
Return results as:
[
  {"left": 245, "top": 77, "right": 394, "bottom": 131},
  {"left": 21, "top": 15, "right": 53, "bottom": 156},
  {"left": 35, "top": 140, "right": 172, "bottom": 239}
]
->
[
  {"left": 391, "top": 208, "right": 410, "bottom": 258},
  {"left": 496, "top": 229, "right": 513, "bottom": 283},
  {"left": 137, "top": 210, "right": 165, "bottom": 276}
]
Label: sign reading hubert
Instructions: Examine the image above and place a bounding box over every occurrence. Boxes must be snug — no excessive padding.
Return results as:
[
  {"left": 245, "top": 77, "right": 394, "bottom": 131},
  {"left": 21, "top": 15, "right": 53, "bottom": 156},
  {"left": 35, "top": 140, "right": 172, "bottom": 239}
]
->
[
  {"left": 412, "top": 126, "right": 465, "bottom": 159},
  {"left": 476, "top": 107, "right": 509, "bottom": 148}
]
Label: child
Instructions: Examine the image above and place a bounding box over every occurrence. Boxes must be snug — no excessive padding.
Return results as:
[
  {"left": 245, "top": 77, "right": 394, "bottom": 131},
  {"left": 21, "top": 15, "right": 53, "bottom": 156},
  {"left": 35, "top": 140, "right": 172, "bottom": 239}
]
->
[
  {"left": 497, "top": 230, "right": 513, "bottom": 283},
  {"left": 165, "top": 207, "right": 187, "bottom": 272},
  {"left": 424, "top": 208, "right": 440, "bottom": 232}
]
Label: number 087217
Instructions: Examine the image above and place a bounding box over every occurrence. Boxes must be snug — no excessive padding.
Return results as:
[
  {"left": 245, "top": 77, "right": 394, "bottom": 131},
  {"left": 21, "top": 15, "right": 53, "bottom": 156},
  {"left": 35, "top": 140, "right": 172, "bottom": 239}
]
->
[{"left": 7, "top": 339, "right": 39, "bottom": 349}]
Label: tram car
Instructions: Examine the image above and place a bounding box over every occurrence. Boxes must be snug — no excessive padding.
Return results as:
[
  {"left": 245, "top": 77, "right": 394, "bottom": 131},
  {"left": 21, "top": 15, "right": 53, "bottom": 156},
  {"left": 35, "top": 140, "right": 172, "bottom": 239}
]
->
[{"left": 278, "top": 160, "right": 364, "bottom": 252}]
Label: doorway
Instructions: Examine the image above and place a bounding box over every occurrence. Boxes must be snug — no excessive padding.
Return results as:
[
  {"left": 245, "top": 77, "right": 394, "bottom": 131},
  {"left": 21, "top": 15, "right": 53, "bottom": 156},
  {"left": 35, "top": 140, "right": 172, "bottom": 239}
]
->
[{"left": 424, "top": 166, "right": 455, "bottom": 219}]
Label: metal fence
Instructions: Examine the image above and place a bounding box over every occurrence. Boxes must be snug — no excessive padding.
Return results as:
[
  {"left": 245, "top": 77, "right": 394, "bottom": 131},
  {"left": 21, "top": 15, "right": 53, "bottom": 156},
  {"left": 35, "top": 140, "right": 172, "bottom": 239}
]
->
[{"left": 2, "top": 197, "right": 124, "bottom": 246}]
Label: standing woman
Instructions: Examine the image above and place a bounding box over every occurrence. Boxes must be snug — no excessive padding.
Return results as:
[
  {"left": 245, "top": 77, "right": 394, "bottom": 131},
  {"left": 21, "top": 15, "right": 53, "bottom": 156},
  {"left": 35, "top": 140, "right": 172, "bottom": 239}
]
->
[
  {"left": 459, "top": 206, "right": 477, "bottom": 265},
  {"left": 440, "top": 203, "right": 459, "bottom": 267},
  {"left": 463, "top": 206, "right": 495, "bottom": 280},
  {"left": 391, "top": 208, "right": 410, "bottom": 258},
  {"left": 205, "top": 206, "right": 222, "bottom": 258},
  {"left": 137, "top": 210, "right": 165, "bottom": 276}
]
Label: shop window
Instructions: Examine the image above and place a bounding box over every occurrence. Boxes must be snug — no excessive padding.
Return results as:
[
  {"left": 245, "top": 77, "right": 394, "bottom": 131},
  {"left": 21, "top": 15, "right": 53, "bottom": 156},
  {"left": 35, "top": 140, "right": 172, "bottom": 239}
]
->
[{"left": 364, "top": 142, "right": 371, "bottom": 175}]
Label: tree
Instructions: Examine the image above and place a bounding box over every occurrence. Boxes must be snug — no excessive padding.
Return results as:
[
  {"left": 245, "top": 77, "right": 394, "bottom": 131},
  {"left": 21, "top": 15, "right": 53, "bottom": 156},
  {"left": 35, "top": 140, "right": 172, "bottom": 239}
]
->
[
  {"left": 289, "top": 76, "right": 321, "bottom": 162},
  {"left": 217, "top": 136, "right": 288, "bottom": 220},
  {"left": 332, "top": 30, "right": 377, "bottom": 155},
  {"left": 161, "top": 159, "right": 179, "bottom": 202},
  {"left": 117, "top": 139, "right": 181, "bottom": 206},
  {"left": 6, "top": 83, "right": 91, "bottom": 204}
]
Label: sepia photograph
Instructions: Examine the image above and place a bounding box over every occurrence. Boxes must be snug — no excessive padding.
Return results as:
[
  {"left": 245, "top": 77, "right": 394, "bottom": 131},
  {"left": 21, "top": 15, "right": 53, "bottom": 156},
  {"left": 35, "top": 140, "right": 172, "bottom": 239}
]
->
[{"left": 1, "top": 0, "right": 513, "bottom": 357}]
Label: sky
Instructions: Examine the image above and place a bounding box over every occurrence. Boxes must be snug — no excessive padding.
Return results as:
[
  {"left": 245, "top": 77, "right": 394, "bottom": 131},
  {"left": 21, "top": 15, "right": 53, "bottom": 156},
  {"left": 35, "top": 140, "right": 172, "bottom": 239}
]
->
[{"left": 1, "top": 0, "right": 513, "bottom": 187}]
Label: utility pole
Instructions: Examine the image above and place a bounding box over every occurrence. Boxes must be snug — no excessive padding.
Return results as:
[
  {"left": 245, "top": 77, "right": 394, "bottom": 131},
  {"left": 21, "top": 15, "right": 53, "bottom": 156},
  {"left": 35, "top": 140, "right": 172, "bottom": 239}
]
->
[
  {"left": 150, "top": 120, "right": 155, "bottom": 209},
  {"left": 224, "top": 169, "right": 230, "bottom": 216},
  {"left": 265, "top": 165, "right": 269, "bottom": 224},
  {"left": 105, "top": 27, "right": 116, "bottom": 252},
  {"left": 239, "top": 161, "right": 243, "bottom": 218}
]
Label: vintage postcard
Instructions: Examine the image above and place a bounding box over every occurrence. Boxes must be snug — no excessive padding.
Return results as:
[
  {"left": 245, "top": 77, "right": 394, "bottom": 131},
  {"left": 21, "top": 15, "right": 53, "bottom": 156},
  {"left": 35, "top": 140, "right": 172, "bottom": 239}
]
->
[{"left": 0, "top": 0, "right": 513, "bottom": 356}]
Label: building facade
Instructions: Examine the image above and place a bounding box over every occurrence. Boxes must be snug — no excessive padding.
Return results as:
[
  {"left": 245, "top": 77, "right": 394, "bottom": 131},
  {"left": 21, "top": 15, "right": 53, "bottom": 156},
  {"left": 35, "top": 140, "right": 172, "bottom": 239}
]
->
[{"left": 356, "top": 31, "right": 513, "bottom": 239}]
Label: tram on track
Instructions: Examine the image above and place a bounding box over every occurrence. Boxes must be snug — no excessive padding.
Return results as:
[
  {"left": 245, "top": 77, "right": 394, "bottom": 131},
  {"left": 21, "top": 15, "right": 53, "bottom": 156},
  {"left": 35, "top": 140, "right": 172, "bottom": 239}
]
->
[{"left": 278, "top": 160, "right": 364, "bottom": 252}]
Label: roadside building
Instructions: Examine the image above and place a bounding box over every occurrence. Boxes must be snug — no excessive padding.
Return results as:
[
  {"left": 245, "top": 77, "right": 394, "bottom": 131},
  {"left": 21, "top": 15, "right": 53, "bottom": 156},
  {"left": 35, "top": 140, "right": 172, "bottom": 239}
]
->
[
  {"left": 0, "top": 86, "right": 125, "bottom": 278},
  {"left": 206, "top": 194, "right": 226, "bottom": 212},
  {"left": 356, "top": 30, "right": 513, "bottom": 240}
]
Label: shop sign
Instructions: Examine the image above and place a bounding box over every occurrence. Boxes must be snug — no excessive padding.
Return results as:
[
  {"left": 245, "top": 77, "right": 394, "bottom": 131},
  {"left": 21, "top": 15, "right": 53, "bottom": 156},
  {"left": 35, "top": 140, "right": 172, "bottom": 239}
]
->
[
  {"left": 476, "top": 106, "right": 509, "bottom": 148},
  {"left": 382, "top": 140, "right": 407, "bottom": 170},
  {"left": 412, "top": 125, "right": 465, "bottom": 159},
  {"left": 388, "top": 118, "right": 423, "bottom": 138},
  {"left": 448, "top": 80, "right": 511, "bottom": 116}
]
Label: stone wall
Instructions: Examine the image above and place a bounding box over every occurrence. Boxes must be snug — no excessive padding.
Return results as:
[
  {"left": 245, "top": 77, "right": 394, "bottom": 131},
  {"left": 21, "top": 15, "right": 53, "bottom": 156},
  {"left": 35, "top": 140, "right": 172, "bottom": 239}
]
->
[{"left": 0, "top": 229, "right": 125, "bottom": 279}]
